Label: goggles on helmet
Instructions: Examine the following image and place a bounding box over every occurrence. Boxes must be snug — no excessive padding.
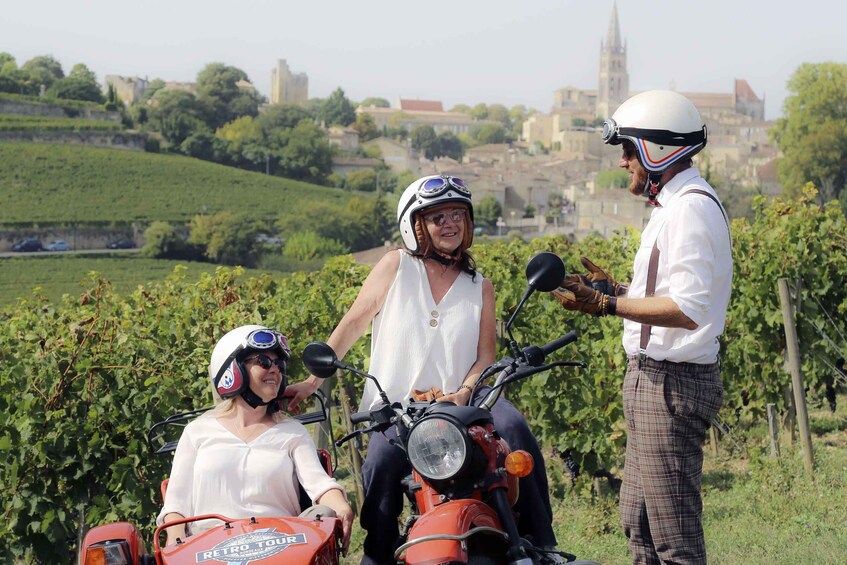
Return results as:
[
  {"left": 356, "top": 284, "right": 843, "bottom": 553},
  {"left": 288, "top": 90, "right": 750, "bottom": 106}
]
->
[
  {"left": 245, "top": 329, "right": 290, "bottom": 359},
  {"left": 602, "top": 118, "right": 707, "bottom": 147},
  {"left": 417, "top": 176, "right": 471, "bottom": 199}
]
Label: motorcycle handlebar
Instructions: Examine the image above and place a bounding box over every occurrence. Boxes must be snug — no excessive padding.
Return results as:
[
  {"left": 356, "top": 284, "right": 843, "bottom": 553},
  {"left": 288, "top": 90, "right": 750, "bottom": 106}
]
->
[
  {"left": 541, "top": 330, "right": 578, "bottom": 357},
  {"left": 350, "top": 411, "right": 372, "bottom": 425}
]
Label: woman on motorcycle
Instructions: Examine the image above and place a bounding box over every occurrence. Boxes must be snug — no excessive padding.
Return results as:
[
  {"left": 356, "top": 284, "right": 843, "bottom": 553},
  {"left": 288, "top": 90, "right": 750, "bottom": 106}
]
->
[
  {"left": 157, "top": 325, "right": 353, "bottom": 552},
  {"left": 287, "top": 176, "right": 562, "bottom": 564}
]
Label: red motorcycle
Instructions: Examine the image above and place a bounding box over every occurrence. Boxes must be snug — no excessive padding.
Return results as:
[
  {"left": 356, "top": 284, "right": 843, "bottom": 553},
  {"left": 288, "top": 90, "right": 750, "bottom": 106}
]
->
[
  {"left": 303, "top": 252, "right": 600, "bottom": 565},
  {"left": 79, "top": 393, "right": 344, "bottom": 565}
]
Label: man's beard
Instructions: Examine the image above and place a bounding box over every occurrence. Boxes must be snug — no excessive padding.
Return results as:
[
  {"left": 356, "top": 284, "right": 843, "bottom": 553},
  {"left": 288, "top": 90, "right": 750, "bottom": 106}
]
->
[{"left": 628, "top": 166, "right": 648, "bottom": 197}]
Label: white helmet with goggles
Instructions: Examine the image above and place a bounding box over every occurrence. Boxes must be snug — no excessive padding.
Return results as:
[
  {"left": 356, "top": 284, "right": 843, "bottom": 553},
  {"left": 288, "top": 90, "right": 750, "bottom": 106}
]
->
[
  {"left": 209, "top": 325, "right": 291, "bottom": 410},
  {"left": 397, "top": 175, "right": 474, "bottom": 253},
  {"left": 602, "top": 90, "right": 707, "bottom": 197}
]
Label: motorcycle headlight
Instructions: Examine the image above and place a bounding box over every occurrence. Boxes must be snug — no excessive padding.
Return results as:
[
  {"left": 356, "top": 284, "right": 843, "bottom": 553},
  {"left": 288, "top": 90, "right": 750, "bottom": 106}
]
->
[{"left": 407, "top": 417, "right": 470, "bottom": 481}]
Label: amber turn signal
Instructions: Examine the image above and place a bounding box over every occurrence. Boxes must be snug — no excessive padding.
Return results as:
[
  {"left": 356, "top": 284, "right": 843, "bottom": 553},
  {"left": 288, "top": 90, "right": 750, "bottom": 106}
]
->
[{"left": 504, "top": 450, "right": 534, "bottom": 477}]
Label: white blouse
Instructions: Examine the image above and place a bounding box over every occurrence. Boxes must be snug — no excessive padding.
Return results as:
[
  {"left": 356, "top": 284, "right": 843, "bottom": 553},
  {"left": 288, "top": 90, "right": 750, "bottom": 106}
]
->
[
  {"left": 623, "top": 167, "right": 733, "bottom": 364},
  {"left": 156, "top": 414, "right": 343, "bottom": 534},
  {"left": 361, "top": 251, "right": 483, "bottom": 410}
]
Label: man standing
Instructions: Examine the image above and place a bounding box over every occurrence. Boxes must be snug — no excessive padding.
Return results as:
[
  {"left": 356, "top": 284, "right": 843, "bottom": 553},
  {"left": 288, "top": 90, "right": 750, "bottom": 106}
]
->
[{"left": 554, "top": 90, "right": 732, "bottom": 565}]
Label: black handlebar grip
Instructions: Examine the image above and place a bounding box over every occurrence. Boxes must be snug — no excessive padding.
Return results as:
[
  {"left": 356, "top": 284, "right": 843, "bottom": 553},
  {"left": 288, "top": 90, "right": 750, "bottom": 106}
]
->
[
  {"left": 540, "top": 331, "right": 579, "bottom": 356},
  {"left": 350, "top": 411, "right": 372, "bottom": 425}
]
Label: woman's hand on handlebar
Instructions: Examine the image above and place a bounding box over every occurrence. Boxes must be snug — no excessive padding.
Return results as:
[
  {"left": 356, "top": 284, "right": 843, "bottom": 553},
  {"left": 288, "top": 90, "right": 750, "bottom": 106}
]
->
[
  {"left": 283, "top": 377, "right": 320, "bottom": 414},
  {"left": 439, "top": 386, "right": 472, "bottom": 407}
]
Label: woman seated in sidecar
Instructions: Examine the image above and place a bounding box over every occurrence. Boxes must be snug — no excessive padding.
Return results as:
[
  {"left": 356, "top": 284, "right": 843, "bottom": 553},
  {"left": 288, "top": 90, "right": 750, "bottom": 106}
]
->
[{"left": 156, "top": 325, "right": 353, "bottom": 552}]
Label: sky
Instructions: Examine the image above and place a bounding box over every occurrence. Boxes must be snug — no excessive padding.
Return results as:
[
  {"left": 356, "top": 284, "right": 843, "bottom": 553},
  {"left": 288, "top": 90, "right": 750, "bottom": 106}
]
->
[{"left": 2, "top": 0, "right": 845, "bottom": 121}]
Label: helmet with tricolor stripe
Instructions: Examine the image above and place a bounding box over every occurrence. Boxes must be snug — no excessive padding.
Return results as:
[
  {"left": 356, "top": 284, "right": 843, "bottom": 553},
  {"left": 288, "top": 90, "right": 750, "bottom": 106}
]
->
[{"left": 601, "top": 90, "right": 707, "bottom": 174}]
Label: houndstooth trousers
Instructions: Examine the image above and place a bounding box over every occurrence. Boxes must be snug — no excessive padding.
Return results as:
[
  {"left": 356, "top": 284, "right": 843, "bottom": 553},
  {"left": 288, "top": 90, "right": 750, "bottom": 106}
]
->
[{"left": 620, "top": 356, "right": 723, "bottom": 565}]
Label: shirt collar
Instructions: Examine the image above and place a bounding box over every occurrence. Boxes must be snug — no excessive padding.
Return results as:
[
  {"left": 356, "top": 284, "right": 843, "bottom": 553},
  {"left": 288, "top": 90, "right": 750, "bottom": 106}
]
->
[{"left": 655, "top": 167, "right": 700, "bottom": 208}]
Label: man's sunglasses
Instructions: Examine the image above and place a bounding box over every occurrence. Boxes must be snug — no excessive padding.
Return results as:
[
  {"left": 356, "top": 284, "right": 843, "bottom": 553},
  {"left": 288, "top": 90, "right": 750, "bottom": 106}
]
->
[
  {"left": 245, "top": 353, "right": 287, "bottom": 373},
  {"left": 423, "top": 208, "right": 468, "bottom": 226}
]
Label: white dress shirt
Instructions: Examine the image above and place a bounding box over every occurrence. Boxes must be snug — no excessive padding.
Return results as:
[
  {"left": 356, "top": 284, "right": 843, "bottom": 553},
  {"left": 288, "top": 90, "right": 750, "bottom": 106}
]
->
[{"left": 622, "top": 167, "right": 733, "bottom": 364}]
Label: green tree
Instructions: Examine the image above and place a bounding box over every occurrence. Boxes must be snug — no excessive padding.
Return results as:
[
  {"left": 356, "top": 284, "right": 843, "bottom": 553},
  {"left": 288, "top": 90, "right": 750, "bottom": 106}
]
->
[
  {"left": 436, "top": 131, "right": 464, "bottom": 160},
  {"left": 21, "top": 55, "right": 64, "bottom": 90},
  {"left": 195, "top": 63, "right": 261, "bottom": 130},
  {"left": 216, "top": 115, "right": 264, "bottom": 167},
  {"left": 487, "top": 103, "right": 511, "bottom": 129},
  {"left": 360, "top": 97, "right": 390, "bottom": 108},
  {"left": 450, "top": 103, "right": 472, "bottom": 114},
  {"left": 256, "top": 103, "right": 312, "bottom": 133},
  {"left": 475, "top": 196, "right": 503, "bottom": 228},
  {"left": 319, "top": 87, "right": 356, "bottom": 126},
  {"left": 148, "top": 89, "right": 209, "bottom": 146},
  {"left": 772, "top": 63, "right": 847, "bottom": 204},
  {"left": 470, "top": 103, "right": 488, "bottom": 120},
  {"left": 188, "top": 212, "right": 262, "bottom": 266},
  {"left": 273, "top": 119, "right": 333, "bottom": 182},
  {"left": 472, "top": 123, "right": 507, "bottom": 145},
  {"left": 345, "top": 169, "right": 378, "bottom": 192},
  {"left": 394, "top": 170, "right": 417, "bottom": 193},
  {"left": 283, "top": 230, "right": 348, "bottom": 261},
  {"left": 352, "top": 111, "right": 380, "bottom": 141},
  {"left": 46, "top": 64, "right": 104, "bottom": 103},
  {"left": 139, "top": 78, "right": 165, "bottom": 104},
  {"left": 141, "top": 221, "right": 195, "bottom": 259},
  {"left": 410, "top": 125, "right": 438, "bottom": 159}
]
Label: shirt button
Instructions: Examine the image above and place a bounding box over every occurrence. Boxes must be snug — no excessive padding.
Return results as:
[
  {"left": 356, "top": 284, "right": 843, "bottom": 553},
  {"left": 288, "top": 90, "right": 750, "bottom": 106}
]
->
[
  {"left": 430, "top": 319, "right": 438, "bottom": 327},
  {"left": 431, "top": 310, "right": 439, "bottom": 318}
]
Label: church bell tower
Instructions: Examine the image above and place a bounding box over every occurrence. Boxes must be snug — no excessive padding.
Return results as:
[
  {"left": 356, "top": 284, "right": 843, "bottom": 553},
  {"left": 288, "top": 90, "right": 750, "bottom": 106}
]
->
[{"left": 597, "top": 2, "right": 629, "bottom": 119}]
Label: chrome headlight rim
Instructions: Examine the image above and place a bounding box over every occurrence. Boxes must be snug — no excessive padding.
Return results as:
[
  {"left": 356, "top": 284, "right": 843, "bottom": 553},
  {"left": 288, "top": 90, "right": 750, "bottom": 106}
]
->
[{"left": 407, "top": 415, "right": 472, "bottom": 481}]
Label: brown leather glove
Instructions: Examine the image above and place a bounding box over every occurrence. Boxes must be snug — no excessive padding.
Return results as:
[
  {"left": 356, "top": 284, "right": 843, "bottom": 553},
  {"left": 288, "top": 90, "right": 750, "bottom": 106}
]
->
[
  {"left": 579, "top": 256, "right": 627, "bottom": 297},
  {"left": 552, "top": 279, "right": 615, "bottom": 317},
  {"left": 412, "top": 387, "right": 444, "bottom": 402}
]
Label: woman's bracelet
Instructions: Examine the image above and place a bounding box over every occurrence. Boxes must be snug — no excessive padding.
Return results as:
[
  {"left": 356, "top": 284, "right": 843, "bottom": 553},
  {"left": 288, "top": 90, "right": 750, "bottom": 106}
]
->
[{"left": 459, "top": 383, "right": 474, "bottom": 393}]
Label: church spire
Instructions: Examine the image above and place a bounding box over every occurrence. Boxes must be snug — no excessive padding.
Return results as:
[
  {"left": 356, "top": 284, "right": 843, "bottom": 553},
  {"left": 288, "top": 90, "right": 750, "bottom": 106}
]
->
[{"left": 605, "top": 1, "right": 623, "bottom": 52}]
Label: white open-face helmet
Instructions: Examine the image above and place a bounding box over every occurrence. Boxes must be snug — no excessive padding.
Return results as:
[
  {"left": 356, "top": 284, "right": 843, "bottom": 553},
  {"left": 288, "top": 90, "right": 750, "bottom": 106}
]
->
[
  {"left": 209, "top": 325, "right": 291, "bottom": 401},
  {"left": 601, "top": 90, "right": 707, "bottom": 174},
  {"left": 397, "top": 175, "right": 474, "bottom": 253}
]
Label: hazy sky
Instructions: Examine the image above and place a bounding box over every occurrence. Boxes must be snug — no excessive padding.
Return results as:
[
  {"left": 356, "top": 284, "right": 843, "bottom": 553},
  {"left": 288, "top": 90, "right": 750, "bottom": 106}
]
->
[{"left": 2, "top": 1, "right": 845, "bottom": 120}]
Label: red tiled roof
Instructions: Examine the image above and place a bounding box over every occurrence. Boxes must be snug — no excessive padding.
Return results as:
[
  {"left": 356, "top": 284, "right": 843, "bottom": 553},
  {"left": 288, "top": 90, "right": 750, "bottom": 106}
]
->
[
  {"left": 399, "top": 99, "right": 444, "bottom": 112},
  {"left": 735, "top": 79, "right": 761, "bottom": 102}
]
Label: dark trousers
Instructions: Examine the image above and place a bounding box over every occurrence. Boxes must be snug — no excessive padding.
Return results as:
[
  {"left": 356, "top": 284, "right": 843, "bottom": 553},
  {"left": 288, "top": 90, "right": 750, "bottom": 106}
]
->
[
  {"left": 359, "top": 388, "right": 557, "bottom": 564},
  {"left": 620, "top": 356, "right": 723, "bottom": 565}
]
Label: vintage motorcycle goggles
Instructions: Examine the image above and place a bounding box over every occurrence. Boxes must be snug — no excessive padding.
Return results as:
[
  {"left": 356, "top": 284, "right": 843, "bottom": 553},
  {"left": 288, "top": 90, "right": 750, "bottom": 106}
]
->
[
  {"left": 417, "top": 176, "right": 471, "bottom": 199},
  {"left": 244, "top": 329, "right": 291, "bottom": 359},
  {"left": 245, "top": 353, "right": 288, "bottom": 373},
  {"left": 601, "top": 118, "right": 707, "bottom": 147}
]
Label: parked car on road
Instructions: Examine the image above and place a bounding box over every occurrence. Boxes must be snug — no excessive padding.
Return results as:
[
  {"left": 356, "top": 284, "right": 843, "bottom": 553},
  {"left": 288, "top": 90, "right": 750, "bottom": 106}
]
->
[
  {"left": 44, "top": 239, "right": 71, "bottom": 252},
  {"left": 107, "top": 238, "right": 135, "bottom": 249},
  {"left": 11, "top": 238, "right": 43, "bottom": 252}
]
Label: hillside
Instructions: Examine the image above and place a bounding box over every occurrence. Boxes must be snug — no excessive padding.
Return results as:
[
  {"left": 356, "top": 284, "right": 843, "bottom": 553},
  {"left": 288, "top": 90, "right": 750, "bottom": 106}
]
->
[{"left": 0, "top": 142, "right": 351, "bottom": 225}]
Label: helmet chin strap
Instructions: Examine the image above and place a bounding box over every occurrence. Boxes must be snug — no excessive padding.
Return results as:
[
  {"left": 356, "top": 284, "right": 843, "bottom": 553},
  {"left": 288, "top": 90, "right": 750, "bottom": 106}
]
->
[
  {"left": 240, "top": 385, "right": 284, "bottom": 415},
  {"left": 426, "top": 250, "right": 459, "bottom": 266},
  {"left": 643, "top": 172, "right": 664, "bottom": 206}
]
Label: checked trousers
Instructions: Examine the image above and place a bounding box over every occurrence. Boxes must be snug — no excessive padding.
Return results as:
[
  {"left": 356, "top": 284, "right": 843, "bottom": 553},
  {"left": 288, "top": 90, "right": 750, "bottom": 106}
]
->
[{"left": 620, "top": 356, "right": 723, "bottom": 565}]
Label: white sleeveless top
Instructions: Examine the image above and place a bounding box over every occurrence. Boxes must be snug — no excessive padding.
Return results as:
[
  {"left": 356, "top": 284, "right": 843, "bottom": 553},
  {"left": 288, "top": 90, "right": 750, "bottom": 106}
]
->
[{"left": 360, "top": 251, "right": 483, "bottom": 410}]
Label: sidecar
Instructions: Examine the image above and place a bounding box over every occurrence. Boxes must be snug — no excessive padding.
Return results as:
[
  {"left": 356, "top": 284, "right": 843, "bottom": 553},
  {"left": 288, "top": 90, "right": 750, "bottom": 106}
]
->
[{"left": 79, "top": 394, "right": 342, "bottom": 565}]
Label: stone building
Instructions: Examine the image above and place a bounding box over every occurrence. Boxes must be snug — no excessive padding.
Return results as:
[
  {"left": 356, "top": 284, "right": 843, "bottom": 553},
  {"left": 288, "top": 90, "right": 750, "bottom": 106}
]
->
[
  {"left": 270, "top": 59, "right": 308, "bottom": 105},
  {"left": 356, "top": 99, "right": 498, "bottom": 135},
  {"left": 103, "top": 75, "right": 149, "bottom": 105}
]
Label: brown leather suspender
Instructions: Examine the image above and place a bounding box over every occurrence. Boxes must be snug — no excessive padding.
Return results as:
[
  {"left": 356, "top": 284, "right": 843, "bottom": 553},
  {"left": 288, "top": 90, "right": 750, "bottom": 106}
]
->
[{"left": 639, "top": 189, "right": 730, "bottom": 359}]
